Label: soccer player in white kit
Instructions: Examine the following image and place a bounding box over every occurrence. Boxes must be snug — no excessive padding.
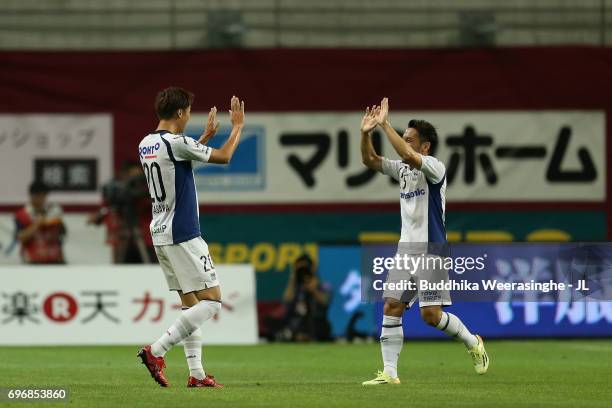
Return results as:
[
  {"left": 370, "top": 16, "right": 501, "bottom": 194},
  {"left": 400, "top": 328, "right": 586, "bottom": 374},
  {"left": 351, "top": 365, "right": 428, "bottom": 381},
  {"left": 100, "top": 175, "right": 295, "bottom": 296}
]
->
[
  {"left": 137, "top": 87, "right": 245, "bottom": 388},
  {"left": 361, "top": 98, "right": 489, "bottom": 385}
]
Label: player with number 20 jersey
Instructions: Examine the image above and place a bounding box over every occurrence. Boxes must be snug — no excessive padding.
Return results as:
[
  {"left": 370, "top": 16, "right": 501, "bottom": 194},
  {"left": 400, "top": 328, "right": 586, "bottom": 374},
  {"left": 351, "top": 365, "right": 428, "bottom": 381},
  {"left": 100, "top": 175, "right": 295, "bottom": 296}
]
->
[{"left": 137, "top": 87, "right": 245, "bottom": 389}]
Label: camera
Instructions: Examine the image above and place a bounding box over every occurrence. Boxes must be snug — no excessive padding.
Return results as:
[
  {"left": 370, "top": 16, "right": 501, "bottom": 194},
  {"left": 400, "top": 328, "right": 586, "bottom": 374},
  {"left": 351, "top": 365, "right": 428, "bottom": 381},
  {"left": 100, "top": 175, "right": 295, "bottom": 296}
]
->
[
  {"left": 102, "top": 173, "right": 148, "bottom": 216},
  {"left": 295, "top": 255, "right": 314, "bottom": 284},
  {"left": 296, "top": 264, "right": 313, "bottom": 284}
]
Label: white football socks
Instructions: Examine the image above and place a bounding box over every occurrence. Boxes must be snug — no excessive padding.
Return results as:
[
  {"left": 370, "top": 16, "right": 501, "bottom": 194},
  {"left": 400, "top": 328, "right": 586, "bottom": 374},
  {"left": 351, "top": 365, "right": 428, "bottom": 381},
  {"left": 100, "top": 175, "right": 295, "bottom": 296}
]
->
[
  {"left": 380, "top": 315, "right": 403, "bottom": 379},
  {"left": 436, "top": 311, "right": 478, "bottom": 349},
  {"left": 151, "top": 300, "right": 221, "bottom": 358},
  {"left": 183, "top": 328, "right": 205, "bottom": 380}
]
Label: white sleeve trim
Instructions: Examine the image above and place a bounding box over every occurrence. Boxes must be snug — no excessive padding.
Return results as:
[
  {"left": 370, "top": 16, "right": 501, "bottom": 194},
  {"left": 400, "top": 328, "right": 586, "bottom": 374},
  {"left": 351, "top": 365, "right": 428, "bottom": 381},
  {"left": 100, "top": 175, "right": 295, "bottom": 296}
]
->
[
  {"left": 419, "top": 155, "right": 445, "bottom": 184},
  {"left": 380, "top": 157, "right": 401, "bottom": 181},
  {"left": 169, "top": 135, "right": 212, "bottom": 163}
]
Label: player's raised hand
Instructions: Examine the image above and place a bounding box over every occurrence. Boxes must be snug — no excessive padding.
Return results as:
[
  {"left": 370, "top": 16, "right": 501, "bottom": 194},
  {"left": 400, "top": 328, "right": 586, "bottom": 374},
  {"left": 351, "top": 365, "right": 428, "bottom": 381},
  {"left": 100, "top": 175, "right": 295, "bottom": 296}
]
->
[
  {"left": 208, "top": 96, "right": 245, "bottom": 164},
  {"left": 360, "top": 105, "right": 378, "bottom": 133},
  {"left": 229, "top": 95, "right": 245, "bottom": 127},
  {"left": 375, "top": 97, "right": 389, "bottom": 125},
  {"left": 200, "top": 106, "right": 220, "bottom": 144}
]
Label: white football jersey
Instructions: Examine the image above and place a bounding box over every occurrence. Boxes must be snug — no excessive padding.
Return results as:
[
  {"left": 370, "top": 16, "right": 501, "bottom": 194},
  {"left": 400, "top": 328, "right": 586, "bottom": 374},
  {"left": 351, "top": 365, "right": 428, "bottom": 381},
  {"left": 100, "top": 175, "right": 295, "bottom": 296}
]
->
[
  {"left": 381, "top": 154, "right": 447, "bottom": 248},
  {"left": 138, "top": 130, "right": 212, "bottom": 246}
]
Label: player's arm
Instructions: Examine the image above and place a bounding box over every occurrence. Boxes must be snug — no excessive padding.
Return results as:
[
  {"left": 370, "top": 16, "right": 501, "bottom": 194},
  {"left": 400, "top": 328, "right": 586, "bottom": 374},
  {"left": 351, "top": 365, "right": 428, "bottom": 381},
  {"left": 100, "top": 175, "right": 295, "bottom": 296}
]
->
[
  {"left": 208, "top": 96, "right": 245, "bottom": 164},
  {"left": 360, "top": 106, "right": 382, "bottom": 172},
  {"left": 376, "top": 97, "right": 422, "bottom": 169}
]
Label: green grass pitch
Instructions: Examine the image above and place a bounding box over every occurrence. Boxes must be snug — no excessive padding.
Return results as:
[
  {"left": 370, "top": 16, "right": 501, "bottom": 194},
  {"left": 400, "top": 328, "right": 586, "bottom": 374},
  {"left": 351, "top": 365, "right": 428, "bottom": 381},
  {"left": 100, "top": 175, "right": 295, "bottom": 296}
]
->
[{"left": 1, "top": 340, "right": 610, "bottom": 407}]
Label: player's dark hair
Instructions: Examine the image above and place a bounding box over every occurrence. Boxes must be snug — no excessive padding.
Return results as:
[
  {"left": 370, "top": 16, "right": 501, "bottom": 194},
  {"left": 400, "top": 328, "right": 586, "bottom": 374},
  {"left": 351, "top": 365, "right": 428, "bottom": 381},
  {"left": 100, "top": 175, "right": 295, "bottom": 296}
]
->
[
  {"left": 29, "top": 181, "right": 50, "bottom": 195},
  {"left": 155, "top": 87, "right": 194, "bottom": 120},
  {"left": 408, "top": 119, "right": 438, "bottom": 154}
]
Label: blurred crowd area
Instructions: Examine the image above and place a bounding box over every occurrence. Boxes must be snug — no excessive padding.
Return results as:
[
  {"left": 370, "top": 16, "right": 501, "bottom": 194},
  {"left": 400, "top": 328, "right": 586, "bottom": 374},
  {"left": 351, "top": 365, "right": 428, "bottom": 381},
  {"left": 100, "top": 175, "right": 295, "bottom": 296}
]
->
[
  {"left": 1, "top": 0, "right": 611, "bottom": 49},
  {"left": 9, "top": 165, "right": 152, "bottom": 265}
]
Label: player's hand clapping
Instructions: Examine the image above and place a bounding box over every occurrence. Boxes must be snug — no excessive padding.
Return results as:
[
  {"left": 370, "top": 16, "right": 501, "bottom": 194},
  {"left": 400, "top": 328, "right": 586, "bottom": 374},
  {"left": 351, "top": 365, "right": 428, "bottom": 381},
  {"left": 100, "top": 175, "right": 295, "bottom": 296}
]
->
[
  {"left": 198, "top": 106, "right": 220, "bottom": 145},
  {"left": 360, "top": 106, "right": 380, "bottom": 133},
  {"left": 375, "top": 97, "right": 389, "bottom": 125},
  {"left": 230, "top": 95, "right": 245, "bottom": 127},
  {"left": 199, "top": 106, "right": 220, "bottom": 145},
  {"left": 206, "top": 95, "right": 245, "bottom": 164}
]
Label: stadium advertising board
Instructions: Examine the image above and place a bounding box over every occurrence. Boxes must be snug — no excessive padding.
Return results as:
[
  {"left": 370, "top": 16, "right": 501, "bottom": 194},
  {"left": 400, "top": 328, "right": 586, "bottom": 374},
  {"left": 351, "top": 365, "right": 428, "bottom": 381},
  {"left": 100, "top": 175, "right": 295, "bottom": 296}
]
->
[
  {"left": 319, "top": 246, "right": 612, "bottom": 339},
  {"left": 0, "top": 265, "right": 257, "bottom": 345},
  {"left": 0, "top": 211, "right": 602, "bottom": 301},
  {"left": 0, "top": 114, "right": 113, "bottom": 205},
  {"left": 200, "top": 211, "right": 606, "bottom": 301},
  {"left": 187, "top": 111, "right": 604, "bottom": 203}
]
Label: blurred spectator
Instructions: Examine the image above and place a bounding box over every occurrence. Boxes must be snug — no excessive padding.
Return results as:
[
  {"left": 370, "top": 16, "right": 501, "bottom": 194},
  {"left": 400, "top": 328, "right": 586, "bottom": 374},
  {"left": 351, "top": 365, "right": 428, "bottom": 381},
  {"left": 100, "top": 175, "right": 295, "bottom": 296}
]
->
[
  {"left": 266, "top": 254, "right": 332, "bottom": 342},
  {"left": 14, "top": 181, "right": 66, "bottom": 264},
  {"left": 88, "top": 161, "right": 155, "bottom": 263}
]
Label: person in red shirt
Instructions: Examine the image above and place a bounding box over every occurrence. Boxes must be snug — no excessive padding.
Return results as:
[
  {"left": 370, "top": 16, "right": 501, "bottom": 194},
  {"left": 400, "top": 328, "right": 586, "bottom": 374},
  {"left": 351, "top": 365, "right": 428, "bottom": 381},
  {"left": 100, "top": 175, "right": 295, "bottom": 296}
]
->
[{"left": 14, "top": 181, "right": 66, "bottom": 264}]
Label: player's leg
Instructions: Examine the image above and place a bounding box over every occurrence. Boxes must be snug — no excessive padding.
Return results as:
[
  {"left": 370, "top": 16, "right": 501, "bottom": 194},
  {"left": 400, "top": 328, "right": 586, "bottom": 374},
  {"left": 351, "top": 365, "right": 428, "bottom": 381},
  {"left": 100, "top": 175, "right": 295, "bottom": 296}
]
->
[
  {"left": 185, "top": 288, "right": 223, "bottom": 388},
  {"left": 150, "top": 238, "right": 221, "bottom": 359},
  {"left": 178, "top": 292, "right": 205, "bottom": 382},
  {"left": 151, "top": 288, "right": 220, "bottom": 357},
  {"left": 420, "top": 305, "right": 477, "bottom": 347},
  {"left": 147, "top": 237, "right": 223, "bottom": 387},
  {"left": 173, "top": 288, "right": 223, "bottom": 388},
  {"left": 363, "top": 263, "right": 415, "bottom": 385},
  {"left": 137, "top": 245, "right": 176, "bottom": 386},
  {"left": 381, "top": 299, "right": 406, "bottom": 379},
  {"left": 420, "top": 306, "right": 489, "bottom": 374},
  {"left": 144, "top": 287, "right": 221, "bottom": 386},
  {"left": 417, "top": 254, "right": 489, "bottom": 374},
  {"left": 363, "top": 298, "right": 408, "bottom": 385}
]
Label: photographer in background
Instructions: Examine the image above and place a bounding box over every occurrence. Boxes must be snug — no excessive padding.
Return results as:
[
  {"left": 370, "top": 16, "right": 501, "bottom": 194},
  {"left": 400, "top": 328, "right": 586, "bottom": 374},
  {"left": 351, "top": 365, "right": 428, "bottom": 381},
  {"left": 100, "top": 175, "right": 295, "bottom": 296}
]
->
[
  {"left": 14, "top": 181, "right": 66, "bottom": 264},
  {"left": 88, "top": 161, "right": 154, "bottom": 263},
  {"left": 280, "top": 254, "right": 332, "bottom": 342}
]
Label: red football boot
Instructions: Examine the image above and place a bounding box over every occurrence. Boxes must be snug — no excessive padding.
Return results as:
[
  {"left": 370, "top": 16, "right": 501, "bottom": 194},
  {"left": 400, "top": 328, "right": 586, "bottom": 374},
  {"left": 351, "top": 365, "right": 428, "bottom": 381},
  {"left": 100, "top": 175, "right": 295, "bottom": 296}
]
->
[
  {"left": 137, "top": 345, "right": 169, "bottom": 387},
  {"left": 187, "top": 374, "right": 224, "bottom": 388}
]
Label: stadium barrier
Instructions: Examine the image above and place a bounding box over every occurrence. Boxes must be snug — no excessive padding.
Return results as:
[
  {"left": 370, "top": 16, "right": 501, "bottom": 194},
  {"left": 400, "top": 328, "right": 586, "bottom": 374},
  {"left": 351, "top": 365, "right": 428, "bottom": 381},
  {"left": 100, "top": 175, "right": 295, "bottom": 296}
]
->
[
  {"left": 0, "top": 264, "right": 257, "bottom": 345},
  {"left": 320, "top": 246, "right": 612, "bottom": 339}
]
